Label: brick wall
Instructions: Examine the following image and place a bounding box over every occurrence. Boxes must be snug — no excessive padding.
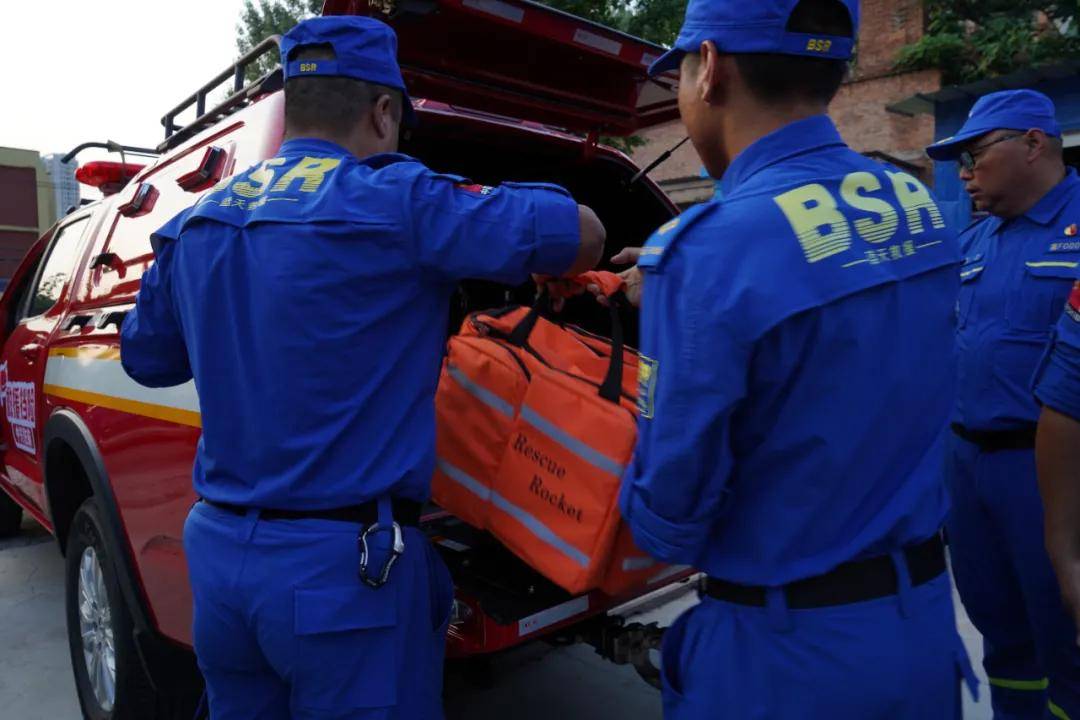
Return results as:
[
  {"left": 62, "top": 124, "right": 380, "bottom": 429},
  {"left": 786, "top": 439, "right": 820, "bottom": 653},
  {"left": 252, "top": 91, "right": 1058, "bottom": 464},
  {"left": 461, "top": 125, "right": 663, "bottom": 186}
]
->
[
  {"left": 832, "top": 68, "right": 940, "bottom": 171},
  {"left": 852, "top": 0, "right": 927, "bottom": 80},
  {"left": 834, "top": 0, "right": 940, "bottom": 176},
  {"left": 635, "top": 0, "right": 941, "bottom": 204}
]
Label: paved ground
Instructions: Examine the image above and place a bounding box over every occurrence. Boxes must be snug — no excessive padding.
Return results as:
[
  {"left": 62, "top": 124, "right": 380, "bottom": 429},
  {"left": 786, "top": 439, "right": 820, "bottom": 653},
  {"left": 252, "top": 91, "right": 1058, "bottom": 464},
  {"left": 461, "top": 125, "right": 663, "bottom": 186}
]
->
[{"left": 1, "top": 514, "right": 992, "bottom": 719}]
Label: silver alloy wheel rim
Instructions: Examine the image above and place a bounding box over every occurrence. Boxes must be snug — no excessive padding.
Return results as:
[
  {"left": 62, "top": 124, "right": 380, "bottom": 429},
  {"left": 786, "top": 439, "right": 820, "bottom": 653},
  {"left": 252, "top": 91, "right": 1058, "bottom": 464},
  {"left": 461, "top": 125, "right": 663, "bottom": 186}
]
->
[{"left": 78, "top": 546, "right": 116, "bottom": 712}]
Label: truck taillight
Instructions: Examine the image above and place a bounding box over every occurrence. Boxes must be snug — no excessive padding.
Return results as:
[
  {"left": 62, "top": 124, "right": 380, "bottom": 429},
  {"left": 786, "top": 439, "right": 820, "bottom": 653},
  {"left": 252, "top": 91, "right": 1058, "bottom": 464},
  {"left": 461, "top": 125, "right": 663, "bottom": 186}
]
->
[{"left": 75, "top": 161, "right": 145, "bottom": 196}]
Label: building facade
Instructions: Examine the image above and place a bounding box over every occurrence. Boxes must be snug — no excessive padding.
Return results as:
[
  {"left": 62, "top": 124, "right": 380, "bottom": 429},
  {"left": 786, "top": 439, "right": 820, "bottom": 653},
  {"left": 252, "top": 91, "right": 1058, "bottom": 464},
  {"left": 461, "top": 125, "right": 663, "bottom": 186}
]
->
[
  {"left": 0, "top": 147, "right": 55, "bottom": 283},
  {"left": 633, "top": 0, "right": 941, "bottom": 207},
  {"left": 42, "top": 153, "right": 81, "bottom": 220}
]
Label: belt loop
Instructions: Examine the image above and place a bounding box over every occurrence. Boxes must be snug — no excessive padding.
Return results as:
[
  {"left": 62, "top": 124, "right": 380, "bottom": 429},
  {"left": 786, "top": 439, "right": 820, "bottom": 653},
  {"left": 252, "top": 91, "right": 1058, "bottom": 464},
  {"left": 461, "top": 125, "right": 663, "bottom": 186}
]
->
[
  {"left": 377, "top": 496, "right": 393, "bottom": 528},
  {"left": 242, "top": 507, "right": 260, "bottom": 542},
  {"left": 890, "top": 550, "right": 912, "bottom": 618},
  {"left": 765, "top": 586, "right": 793, "bottom": 633}
]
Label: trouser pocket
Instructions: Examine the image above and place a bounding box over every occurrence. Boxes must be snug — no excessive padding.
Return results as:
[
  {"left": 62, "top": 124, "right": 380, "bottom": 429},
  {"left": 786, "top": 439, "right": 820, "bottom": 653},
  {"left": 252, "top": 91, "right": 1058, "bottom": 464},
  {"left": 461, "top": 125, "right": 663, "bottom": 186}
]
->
[{"left": 292, "top": 584, "right": 399, "bottom": 712}]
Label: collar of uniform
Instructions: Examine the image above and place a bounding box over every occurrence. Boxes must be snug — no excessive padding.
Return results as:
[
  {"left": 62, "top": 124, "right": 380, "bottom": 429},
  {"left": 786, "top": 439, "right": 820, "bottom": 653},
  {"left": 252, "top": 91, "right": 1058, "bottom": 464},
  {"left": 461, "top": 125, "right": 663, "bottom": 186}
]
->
[
  {"left": 982, "top": 214, "right": 1006, "bottom": 236},
  {"left": 276, "top": 140, "right": 413, "bottom": 170},
  {"left": 359, "top": 152, "right": 416, "bottom": 169},
  {"left": 719, "top": 115, "right": 846, "bottom": 197},
  {"left": 278, "top": 137, "right": 354, "bottom": 158},
  {"left": 1023, "top": 167, "right": 1080, "bottom": 226}
]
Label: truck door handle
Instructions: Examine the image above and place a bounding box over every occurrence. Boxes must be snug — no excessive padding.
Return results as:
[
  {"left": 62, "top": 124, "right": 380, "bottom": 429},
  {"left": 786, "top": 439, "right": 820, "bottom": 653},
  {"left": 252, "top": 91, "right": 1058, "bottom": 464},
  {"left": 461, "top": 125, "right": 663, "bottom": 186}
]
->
[
  {"left": 97, "top": 310, "right": 127, "bottom": 331},
  {"left": 19, "top": 343, "right": 43, "bottom": 361},
  {"left": 66, "top": 315, "right": 93, "bottom": 332},
  {"left": 90, "top": 252, "right": 129, "bottom": 278}
]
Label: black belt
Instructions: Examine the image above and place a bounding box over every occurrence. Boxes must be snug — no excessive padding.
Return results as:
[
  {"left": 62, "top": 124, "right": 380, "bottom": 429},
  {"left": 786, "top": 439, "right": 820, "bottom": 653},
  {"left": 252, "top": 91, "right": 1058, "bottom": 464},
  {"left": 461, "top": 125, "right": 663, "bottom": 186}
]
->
[
  {"left": 201, "top": 498, "right": 421, "bottom": 527},
  {"left": 704, "top": 534, "right": 945, "bottom": 610},
  {"left": 951, "top": 422, "right": 1037, "bottom": 452}
]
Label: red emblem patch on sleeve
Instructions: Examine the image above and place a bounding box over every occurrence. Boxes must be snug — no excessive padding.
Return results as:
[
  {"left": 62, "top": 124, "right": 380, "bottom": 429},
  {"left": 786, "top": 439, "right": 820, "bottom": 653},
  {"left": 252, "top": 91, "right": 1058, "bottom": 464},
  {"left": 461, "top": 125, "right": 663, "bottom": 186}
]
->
[
  {"left": 1067, "top": 281, "right": 1080, "bottom": 322},
  {"left": 454, "top": 183, "right": 493, "bottom": 195}
]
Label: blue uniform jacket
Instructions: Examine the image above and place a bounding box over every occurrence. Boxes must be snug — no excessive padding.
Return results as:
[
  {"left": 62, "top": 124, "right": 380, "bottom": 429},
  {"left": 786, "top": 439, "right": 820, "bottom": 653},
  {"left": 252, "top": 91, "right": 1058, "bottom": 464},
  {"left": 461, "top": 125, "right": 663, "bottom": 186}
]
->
[
  {"left": 621, "top": 116, "right": 960, "bottom": 586},
  {"left": 1029, "top": 171, "right": 1080, "bottom": 420},
  {"left": 958, "top": 168, "right": 1080, "bottom": 431},
  {"left": 121, "top": 138, "right": 580, "bottom": 509}
]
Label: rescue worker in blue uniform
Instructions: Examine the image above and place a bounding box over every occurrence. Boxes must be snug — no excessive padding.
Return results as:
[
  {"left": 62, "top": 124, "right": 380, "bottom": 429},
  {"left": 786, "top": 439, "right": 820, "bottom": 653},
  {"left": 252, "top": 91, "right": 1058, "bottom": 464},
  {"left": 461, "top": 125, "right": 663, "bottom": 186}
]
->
[
  {"left": 617, "top": 0, "right": 973, "bottom": 716},
  {"left": 1034, "top": 248, "right": 1080, "bottom": 657},
  {"left": 119, "top": 16, "right": 605, "bottom": 720},
  {"left": 927, "top": 88, "right": 1080, "bottom": 720}
]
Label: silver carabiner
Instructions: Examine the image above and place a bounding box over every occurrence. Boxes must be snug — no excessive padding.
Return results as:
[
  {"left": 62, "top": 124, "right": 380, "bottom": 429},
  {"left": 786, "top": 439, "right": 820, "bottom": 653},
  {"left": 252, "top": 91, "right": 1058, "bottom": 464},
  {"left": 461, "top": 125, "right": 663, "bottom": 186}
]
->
[{"left": 358, "top": 521, "right": 405, "bottom": 589}]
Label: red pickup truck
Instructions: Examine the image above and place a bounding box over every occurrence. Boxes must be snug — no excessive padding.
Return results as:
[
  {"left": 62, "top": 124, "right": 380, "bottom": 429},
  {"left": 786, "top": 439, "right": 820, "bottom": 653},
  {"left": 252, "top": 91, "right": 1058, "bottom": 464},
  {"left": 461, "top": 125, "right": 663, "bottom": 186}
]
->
[{"left": 0, "top": 1, "right": 692, "bottom": 717}]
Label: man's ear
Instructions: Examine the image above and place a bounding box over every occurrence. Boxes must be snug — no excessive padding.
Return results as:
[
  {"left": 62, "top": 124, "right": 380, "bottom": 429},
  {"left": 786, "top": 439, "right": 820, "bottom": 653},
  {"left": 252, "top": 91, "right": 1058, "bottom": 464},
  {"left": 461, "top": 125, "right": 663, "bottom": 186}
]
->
[
  {"left": 371, "top": 94, "right": 397, "bottom": 140},
  {"left": 1025, "top": 129, "right": 1050, "bottom": 163},
  {"left": 698, "top": 40, "right": 728, "bottom": 107}
]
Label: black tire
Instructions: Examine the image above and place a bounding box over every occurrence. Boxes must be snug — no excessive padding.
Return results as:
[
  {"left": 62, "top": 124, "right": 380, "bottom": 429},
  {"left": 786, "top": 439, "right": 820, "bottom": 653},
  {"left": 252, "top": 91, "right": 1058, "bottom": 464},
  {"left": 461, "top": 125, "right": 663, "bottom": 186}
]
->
[
  {"left": 65, "top": 498, "right": 158, "bottom": 720},
  {"left": 0, "top": 490, "right": 22, "bottom": 538}
]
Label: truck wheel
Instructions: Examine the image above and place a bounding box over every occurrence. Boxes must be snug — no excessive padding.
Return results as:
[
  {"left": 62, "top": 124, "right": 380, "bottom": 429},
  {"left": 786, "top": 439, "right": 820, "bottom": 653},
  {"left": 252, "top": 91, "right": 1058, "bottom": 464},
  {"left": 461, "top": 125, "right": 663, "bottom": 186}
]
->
[
  {"left": 65, "top": 498, "right": 156, "bottom": 719},
  {"left": 0, "top": 490, "right": 21, "bottom": 538}
]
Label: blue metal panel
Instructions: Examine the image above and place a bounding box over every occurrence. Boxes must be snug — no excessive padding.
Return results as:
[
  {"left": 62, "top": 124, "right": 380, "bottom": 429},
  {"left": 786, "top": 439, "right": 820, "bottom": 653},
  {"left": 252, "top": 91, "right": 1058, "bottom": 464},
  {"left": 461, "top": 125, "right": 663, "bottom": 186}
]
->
[{"left": 930, "top": 75, "right": 1080, "bottom": 228}]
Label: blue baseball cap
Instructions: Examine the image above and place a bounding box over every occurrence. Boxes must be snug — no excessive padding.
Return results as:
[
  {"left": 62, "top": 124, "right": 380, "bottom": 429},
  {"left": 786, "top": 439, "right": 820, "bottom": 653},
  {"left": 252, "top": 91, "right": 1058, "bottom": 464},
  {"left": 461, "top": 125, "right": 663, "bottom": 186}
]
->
[
  {"left": 648, "top": 0, "right": 860, "bottom": 77},
  {"left": 280, "top": 16, "right": 417, "bottom": 127},
  {"left": 926, "top": 89, "right": 1061, "bottom": 161}
]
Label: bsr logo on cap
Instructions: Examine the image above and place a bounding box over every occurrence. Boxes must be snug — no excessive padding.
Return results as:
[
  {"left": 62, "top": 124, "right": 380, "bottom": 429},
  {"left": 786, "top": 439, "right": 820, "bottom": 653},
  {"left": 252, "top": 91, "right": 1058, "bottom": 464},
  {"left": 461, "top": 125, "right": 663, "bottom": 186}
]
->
[
  {"left": 299, "top": 62, "right": 319, "bottom": 72},
  {"left": 806, "top": 38, "right": 833, "bottom": 53}
]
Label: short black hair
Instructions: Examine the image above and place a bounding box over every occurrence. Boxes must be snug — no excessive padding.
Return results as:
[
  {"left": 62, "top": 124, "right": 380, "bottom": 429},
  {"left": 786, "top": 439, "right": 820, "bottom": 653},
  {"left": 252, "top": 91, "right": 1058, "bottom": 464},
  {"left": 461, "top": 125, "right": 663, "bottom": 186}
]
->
[
  {"left": 733, "top": 0, "right": 854, "bottom": 106},
  {"left": 283, "top": 44, "right": 403, "bottom": 135}
]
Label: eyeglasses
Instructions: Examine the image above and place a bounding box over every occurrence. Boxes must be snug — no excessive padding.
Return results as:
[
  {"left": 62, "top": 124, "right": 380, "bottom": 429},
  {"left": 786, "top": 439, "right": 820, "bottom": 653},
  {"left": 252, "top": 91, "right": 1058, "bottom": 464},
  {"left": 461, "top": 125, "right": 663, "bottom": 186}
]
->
[{"left": 958, "top": 134, "right": 1024, "bottom": 172}]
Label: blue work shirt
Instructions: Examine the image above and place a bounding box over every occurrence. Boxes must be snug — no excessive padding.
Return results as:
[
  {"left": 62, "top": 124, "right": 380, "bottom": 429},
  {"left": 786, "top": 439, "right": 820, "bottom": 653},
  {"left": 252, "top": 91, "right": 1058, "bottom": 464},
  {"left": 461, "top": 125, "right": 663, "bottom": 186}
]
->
[
  {"left": 621, "top": 115, "right": 960, "bottom": 586},
  {"left": 1034, "top": 286, "right": 1080, "bottom": 421},
  {"left": 956, "top": 168, "right": 1080, "bottom": 431},
  {"left": 121, "top": 138, "right": 580, "bottom": 509},
  {"left": 1031, "top": 176, "right": 1080, "bottom": 420}
]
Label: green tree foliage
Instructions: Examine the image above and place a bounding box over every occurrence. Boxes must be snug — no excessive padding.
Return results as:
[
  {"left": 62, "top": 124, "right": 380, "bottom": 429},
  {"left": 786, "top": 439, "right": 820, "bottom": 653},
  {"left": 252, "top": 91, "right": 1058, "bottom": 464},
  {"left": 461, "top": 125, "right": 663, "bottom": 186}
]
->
[
  {"left": 537, "top": 0, "right": 684, "bottom": 45},
  {"left": 897, "top": 1, "right": 1079, "bottom": 85},
  {"left": 621, "top": 0, "right": 685, "bottom": 47},
  {"left": 237, "top": 0, "right": 322, "bottom": 79}
]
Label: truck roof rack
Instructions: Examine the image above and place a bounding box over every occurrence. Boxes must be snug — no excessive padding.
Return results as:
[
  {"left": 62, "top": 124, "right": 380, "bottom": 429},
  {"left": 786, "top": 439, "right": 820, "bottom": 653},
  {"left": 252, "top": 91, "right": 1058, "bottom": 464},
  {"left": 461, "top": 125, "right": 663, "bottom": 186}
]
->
[
  {"left": 61, "top": 141, "right": 159, "bottom": 165},
  {"left": 158, "top": 35, "right": 283, "bottom": 154}
]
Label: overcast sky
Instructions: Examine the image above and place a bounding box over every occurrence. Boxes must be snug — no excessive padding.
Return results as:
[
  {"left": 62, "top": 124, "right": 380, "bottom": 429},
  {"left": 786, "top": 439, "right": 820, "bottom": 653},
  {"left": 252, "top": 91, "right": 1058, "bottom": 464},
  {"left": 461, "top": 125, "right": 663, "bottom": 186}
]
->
[{"left": 2, "top": 0, "right": 252, "bottom": 163}]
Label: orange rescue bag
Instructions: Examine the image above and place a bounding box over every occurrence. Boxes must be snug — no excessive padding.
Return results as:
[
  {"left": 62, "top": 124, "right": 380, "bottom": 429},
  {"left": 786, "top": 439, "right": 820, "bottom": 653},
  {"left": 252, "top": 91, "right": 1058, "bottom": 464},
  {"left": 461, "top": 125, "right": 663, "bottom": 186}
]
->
[{"left": 433, "top": 279, "right": 672, "bottom": 594}]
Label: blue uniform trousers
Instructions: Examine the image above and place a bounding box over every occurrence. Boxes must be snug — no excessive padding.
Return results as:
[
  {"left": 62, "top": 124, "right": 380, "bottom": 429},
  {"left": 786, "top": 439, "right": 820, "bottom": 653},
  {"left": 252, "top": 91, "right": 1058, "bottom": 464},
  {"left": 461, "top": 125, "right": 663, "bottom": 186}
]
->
[
  {"left": 183, "top": 501, "right": 454, "bottom": 720},
  {"left": 947, "top": 435, "right": 1080, "bottom": 719},
  {"left": 660, "top": 572, "right": 970, "bottom": 719}
]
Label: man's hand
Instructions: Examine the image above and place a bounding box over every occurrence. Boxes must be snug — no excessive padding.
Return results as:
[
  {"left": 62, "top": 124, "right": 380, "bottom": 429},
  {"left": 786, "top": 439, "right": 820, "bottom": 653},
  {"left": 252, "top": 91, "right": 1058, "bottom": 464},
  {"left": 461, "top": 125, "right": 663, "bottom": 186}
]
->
[
  {"left": 589, "top": 246, "right": 643, "bottom": 308},
  {"left": 534, "top": 270, "right": 624, "bottom": 311},
  {"left": 534, "top": 246, "right": 644, "bottom": 311},
  {"left": 532, "top": 276, "right": 584, "bottom": 311}
]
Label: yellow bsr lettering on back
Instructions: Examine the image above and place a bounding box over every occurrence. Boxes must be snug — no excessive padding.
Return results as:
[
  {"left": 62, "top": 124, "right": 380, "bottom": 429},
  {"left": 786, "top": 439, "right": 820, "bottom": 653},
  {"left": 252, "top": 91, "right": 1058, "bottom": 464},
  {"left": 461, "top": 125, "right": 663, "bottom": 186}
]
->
[
  {"left": 231, "top": 156, "right": 341, "bottom": 198},
  {"left": 299, "top": 62, "right": 318, "bottom": 73},
  {"left": 806, "top": 38, "right": 832, "bottom": 53},
  {"left": 773, "top": 171, "right": 945, "bottom": 263}
]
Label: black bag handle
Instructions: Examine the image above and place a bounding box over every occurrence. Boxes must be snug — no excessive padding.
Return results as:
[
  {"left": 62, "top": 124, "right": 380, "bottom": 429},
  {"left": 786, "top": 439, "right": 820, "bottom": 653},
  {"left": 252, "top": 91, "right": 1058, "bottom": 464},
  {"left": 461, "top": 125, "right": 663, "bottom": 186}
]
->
[
  {"left": 507, "top": 291, "right": 548, "bottom": 346},
  {"left": 598, "top": 297, "right": 625, "bottom": 404},
  {"left": 508, "top": 289, "right": 626, "bottom": 405}
]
